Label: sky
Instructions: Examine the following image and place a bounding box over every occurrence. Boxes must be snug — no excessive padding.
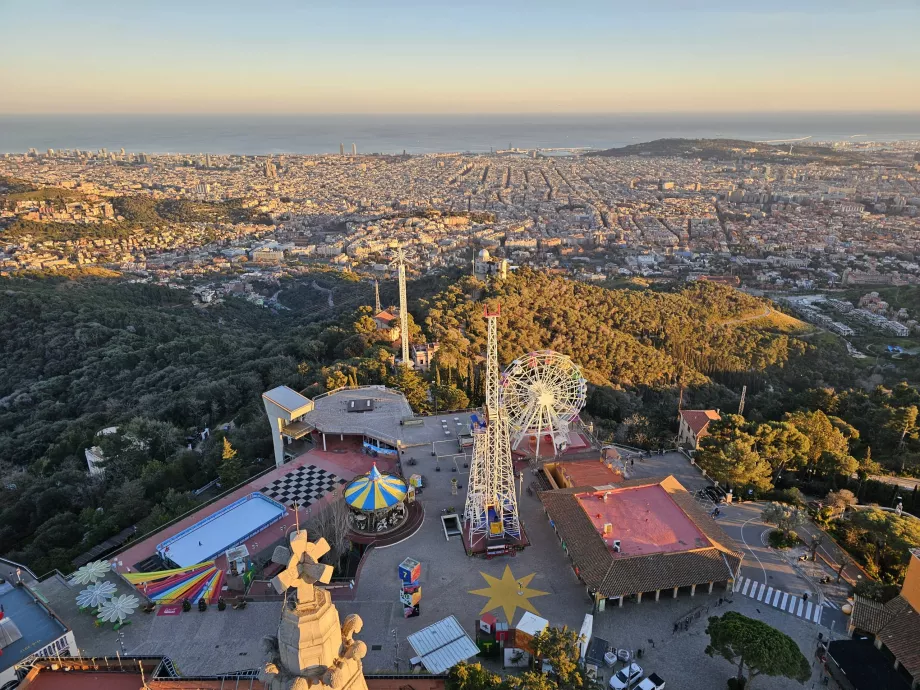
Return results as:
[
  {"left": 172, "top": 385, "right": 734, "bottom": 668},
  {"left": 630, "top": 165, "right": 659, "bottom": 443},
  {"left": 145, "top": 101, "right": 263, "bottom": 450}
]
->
[{"left": 1, "top": 0, "right": 919, "bottom": 114}]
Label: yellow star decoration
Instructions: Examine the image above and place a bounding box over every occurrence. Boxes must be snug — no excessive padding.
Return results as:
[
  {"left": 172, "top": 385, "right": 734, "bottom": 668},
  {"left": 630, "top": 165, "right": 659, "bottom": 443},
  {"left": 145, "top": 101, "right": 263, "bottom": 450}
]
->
[{"left": 469, "top": 565, "right": 549, "bottom": 622}]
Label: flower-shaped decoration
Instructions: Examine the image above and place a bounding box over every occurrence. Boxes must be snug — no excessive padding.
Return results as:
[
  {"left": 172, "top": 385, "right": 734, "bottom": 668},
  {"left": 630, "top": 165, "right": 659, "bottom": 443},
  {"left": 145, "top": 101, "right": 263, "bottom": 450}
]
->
[
  {"left": 76, "top": 581, "right": 117, "bottom": 608},
  {"left": 96, "top": 594, "right": 140, "bottom": 623},
  {"left": 73, "top": 560, "right": 111, "bottom": 585}
]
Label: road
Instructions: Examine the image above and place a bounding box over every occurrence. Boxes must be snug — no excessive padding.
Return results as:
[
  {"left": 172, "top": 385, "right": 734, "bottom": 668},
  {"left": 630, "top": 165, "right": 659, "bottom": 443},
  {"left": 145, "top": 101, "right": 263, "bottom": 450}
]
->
[
  {"left": 720, "top": 305, "right": 772, "bottom": 327},
  {"left": 311, "top": 280, "right": 334, "bottom": 307},
  {"left": 717, "top": 502, "right": 849, "bottom": 634}
]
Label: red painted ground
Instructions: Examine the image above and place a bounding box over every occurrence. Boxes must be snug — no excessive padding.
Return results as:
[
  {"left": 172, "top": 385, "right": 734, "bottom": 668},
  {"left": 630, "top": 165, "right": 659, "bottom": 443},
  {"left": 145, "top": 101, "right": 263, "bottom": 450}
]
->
[
  {"left": 576, "top": 484, "right": 710, "bottom": 557},
  {"left": 115, "top": 444, "right": 389, "bottom": 575}
]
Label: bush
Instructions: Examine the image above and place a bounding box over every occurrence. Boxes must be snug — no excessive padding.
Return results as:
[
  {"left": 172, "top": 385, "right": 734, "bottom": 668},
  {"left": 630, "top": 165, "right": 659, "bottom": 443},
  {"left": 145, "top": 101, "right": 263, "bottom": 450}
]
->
[
  {"left": 198, "top": 599, "right": 208, "bottom": 612},
  {"left": 854, "top": 580, "right": 900, "bottom": 604},
  {"left": 768, "top": 530, "right": 802, "bottom": 549},
  {"left": 217, "top": 597, "right": 226, "bottom": 611},
  {"left": 727, "top": 677, "right": 747, "bottom": 690},
  {"left": 182, "top": 598, "right": 192, "bottom": 612}
]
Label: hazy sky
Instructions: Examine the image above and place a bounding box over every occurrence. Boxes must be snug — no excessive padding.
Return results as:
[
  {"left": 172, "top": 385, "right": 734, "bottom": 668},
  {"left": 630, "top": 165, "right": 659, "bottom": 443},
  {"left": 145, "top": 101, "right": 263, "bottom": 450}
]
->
[{"left": 2, "top": 0, "right": 918, "bottom": 114}]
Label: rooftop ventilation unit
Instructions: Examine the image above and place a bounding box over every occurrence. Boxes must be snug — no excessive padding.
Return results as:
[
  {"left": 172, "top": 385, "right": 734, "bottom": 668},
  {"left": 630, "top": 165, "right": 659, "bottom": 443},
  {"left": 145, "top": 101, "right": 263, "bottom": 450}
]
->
[
  {"left": 347, "top": 399, "right": 374, "bottom": 413},
  {"left": 613, "top": 539, "right": 621, "bottom": 553}
]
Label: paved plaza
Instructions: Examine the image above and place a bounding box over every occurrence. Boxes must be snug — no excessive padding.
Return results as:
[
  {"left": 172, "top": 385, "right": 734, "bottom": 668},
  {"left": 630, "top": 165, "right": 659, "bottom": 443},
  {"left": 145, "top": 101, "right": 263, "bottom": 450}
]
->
[{"left": 339, "top": 447, "right": 834, "bottom": 688}]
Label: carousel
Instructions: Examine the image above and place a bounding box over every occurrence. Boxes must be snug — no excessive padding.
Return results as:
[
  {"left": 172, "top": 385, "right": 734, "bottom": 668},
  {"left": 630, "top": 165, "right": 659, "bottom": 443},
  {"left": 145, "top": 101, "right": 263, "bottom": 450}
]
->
[{"left": 344, "top": 464, "right": 409, "bottom": 533}]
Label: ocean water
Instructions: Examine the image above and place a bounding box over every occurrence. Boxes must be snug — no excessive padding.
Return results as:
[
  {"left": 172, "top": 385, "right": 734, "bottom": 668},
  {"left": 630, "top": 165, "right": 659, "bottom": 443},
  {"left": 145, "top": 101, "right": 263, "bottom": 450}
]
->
[{"left": 1, "top": 113, "right": 918, "bottom": 156}]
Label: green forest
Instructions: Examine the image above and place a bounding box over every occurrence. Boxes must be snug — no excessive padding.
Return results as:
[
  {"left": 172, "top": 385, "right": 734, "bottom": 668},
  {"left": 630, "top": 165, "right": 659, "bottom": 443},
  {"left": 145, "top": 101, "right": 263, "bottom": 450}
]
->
[{"left": 1, "top": 268, "right": 917, "bottom": 576}]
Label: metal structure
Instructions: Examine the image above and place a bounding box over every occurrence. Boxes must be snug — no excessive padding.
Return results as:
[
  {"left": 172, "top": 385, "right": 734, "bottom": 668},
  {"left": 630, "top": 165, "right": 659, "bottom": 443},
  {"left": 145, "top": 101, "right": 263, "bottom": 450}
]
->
[
  {"left": 464, "top": 306, "right": 521, "bottom": 542},
  {"left": 500, "top": 350, "right": 587, "bottom": 458},
  {"left": 390, "top": 248, "right": 410, "bottom": 367},
  {"left": 374, "top": 279, "right": 381, "bottom": 314}
]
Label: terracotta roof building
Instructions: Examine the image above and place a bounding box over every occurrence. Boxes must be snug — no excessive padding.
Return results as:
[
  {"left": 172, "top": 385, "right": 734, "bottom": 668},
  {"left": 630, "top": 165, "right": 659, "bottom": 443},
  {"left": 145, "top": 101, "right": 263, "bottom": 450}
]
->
[
  {"left": 846, "top": 548, "right": 920, "bottom": 689},
  {"left": 540, "top": 475, "right": 742, "bottom": 608},
  {"left": 678, "top": 410, "right": 721, "bottom": 449}
]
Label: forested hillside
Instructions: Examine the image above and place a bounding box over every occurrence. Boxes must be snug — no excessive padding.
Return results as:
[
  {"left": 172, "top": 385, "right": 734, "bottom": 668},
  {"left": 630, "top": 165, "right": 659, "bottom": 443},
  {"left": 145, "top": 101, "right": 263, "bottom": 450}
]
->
[{"left": 0, "top": 269, "right": 893, "bottom": 574}]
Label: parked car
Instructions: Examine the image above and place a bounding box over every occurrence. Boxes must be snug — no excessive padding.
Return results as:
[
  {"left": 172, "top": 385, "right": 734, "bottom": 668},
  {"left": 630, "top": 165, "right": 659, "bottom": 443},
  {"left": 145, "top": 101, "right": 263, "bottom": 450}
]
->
[
  {"left": 609, "top": 663, "right": 644, "bottom": 689},
  {"left": 636, "top": 672, "right": 666, "bottom": 690},
  {"left": 704, "top": 486, "right": 726, "bottom": 503}
]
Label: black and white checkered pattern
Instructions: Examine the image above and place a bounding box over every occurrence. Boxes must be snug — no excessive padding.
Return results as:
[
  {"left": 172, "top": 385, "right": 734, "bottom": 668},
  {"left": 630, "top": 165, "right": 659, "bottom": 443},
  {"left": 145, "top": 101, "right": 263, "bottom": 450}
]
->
[{"left": 260, "top": 465, "right": 345, "bottom": 508}]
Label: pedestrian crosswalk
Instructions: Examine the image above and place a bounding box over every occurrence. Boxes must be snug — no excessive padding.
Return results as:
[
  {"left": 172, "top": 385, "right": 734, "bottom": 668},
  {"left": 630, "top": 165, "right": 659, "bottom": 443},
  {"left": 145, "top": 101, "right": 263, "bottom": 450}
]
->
[{"left": 732, "top": 576, "right": 824, "bottom": 624}]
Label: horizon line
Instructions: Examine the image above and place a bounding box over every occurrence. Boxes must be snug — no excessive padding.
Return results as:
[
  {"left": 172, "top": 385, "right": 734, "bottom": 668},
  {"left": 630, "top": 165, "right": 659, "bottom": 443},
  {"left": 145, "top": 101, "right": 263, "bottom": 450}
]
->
[{"left": 2, "top": 110, "right": 919, "bottom": 117}]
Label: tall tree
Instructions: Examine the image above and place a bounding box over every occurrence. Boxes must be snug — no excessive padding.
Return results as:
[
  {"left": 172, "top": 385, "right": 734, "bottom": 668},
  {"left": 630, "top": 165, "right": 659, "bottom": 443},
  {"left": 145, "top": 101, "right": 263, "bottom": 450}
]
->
[
  {"left": 530, "top": 626, "right": 584, "bottom": 690},
  {"left": 705, "top": 612, "right": 810, "bottom": 688},
  {"left": 696, "top": 432, "right": 773, "bottom": 491},
  {"left": 219, "top": 437, "right": 245, "bottom": 487}
]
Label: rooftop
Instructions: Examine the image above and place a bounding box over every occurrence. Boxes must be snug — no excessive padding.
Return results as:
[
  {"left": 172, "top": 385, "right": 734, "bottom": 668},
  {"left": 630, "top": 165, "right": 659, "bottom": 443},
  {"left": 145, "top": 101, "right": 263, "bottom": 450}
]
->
[
  {"left": 262, "top": 385, "right": 312, "bottom": 415},
  {"left": 540, "top": 475, "right": 743, "bottom": 598},
  {"left": 679, "top": 410, "right": 721, "bottom": 438},
  {"left": 575, "top": 484, "right": 711, "bottom": 557},
  {"left": 302, "top": 386, "right": 413, "bottom": 444},
  {"left": 0, "top": 583, "right": 68, "bottom": 675},
  {"left": 827, "top": 639, "right": 912, "bottom": 690}
]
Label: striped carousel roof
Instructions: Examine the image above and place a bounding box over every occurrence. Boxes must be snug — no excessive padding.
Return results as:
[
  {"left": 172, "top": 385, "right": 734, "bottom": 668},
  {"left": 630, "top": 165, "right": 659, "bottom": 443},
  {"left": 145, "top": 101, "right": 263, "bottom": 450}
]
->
[{"left": 344, "top": 464, "right": 408, "bottom": 512}]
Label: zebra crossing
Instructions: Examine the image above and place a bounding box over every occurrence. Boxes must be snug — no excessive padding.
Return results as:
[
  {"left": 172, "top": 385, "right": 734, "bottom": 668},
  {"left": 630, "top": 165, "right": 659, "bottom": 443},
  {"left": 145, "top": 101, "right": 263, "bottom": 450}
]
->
[{"left": 733, "top": 576, "right": 824, "bottom": 624}]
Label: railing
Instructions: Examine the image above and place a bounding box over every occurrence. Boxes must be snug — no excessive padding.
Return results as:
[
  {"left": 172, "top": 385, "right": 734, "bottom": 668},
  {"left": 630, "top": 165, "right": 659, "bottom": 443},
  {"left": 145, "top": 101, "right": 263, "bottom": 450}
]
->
[
  {"left": 0, "top": 556, "right": 37, "bottom": 580},
  {"left": 104, "top": 464, "right": 279, "bottom": 569}
]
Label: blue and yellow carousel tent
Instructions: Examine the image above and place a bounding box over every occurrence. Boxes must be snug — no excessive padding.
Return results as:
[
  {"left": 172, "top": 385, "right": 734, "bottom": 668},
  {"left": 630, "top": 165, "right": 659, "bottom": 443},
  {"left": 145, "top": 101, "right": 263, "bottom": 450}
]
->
[{"left": 344, "top": 464, "right": 408, "bottom": 512}]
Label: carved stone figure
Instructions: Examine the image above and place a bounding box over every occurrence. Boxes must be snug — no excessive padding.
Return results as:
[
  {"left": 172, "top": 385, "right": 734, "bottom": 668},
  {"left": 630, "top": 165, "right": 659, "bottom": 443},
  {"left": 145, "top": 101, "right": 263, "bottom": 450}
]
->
[{"left": 259, "top": 529, "right": 369, "bottom": 690}]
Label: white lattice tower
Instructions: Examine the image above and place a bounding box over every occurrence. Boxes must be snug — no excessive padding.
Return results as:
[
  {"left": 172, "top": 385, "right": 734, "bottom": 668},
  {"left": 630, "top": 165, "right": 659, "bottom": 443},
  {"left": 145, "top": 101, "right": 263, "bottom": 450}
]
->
[
  {"left": 464, "top": 415, "right": 489, "bottom": 536},
  {"left": 390, "top": 248, "right": 410, "bottom": 367},
  {"left": 463, "top": 306, "right": 520, "bottom": 540}
]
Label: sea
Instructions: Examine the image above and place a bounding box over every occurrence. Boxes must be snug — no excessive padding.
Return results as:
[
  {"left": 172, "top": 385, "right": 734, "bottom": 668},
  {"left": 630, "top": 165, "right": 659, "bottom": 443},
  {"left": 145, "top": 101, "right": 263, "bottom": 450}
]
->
[{"left": 1, "top": 113, "right": 918, "bottom": 156}]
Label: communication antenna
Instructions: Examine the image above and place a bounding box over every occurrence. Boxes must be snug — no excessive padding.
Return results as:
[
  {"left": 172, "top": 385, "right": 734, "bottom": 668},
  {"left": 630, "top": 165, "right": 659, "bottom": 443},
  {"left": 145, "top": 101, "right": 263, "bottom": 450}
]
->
[
  {"left": 374, "top": 279, "right": 381, "bottom": 313},
  {"left": 738, "top": 385, "right": 747, "bottom": 417},
  {"left": 389, "top": 248, "right": 411, "bottom": 367}
]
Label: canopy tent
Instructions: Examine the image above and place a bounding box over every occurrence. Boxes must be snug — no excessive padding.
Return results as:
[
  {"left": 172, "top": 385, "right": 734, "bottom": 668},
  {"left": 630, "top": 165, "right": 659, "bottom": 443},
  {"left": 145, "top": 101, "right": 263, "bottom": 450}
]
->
[
  {"left": 123, "top": 561, "right": 225, "bottom": 605},
  {"left": 344, "top": 463, "right": 408, "bottom": 512}
]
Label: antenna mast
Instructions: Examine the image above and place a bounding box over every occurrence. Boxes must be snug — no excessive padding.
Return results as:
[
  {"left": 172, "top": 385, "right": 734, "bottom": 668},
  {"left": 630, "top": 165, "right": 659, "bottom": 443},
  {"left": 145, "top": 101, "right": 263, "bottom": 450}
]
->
[
  {"left": 389, "top": 248, "right": 410, "bottom": 367},
  {"left": 738, "top": 385, "right": 747, "bottom": 417},
  {"left": 374, "top": 279, "right": 381, "bottom": 313}
]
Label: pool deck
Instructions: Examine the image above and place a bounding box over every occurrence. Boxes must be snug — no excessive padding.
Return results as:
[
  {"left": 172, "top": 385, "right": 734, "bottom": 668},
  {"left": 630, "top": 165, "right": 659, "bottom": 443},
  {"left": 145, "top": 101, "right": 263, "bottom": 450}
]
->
[{"left": 114, "top": 445, "right": 391, "bottom": 575}]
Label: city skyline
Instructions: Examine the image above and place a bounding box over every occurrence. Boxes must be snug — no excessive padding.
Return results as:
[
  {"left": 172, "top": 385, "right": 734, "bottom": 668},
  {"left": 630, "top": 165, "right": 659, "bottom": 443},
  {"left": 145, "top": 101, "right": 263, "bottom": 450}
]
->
[{"left": 1, "top": 0, "right": 919, "bottom": 115}]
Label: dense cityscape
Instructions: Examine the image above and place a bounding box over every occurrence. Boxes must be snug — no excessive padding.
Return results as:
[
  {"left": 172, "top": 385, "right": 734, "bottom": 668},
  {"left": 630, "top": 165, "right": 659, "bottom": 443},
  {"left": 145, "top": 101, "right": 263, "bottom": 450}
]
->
[{"left": 3, "top": 2, "right": 920, "bottom": 690}]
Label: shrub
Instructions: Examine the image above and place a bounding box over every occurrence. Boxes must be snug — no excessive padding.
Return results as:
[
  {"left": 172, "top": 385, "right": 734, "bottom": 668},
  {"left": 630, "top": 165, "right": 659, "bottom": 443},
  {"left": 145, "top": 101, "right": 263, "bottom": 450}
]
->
[
  {"left": 854, "top": 580, "right": 900, "bottom": 604},
  {"left": 217, "top": 597, "right": 226, "bottom": 611},
  {"left": 182, "top": 598, "right": 192, "bottom": 612},
  {"left": 198, "top": 599, "right": 208, "bottom": 611},
  {"left": 768, "top": 530, "right": 802, "bottom": 549}
]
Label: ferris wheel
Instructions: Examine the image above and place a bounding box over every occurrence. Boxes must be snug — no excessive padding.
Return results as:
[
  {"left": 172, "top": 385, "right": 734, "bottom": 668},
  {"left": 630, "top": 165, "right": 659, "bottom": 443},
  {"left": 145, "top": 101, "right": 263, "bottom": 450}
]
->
[{"left": 500, "top": 350, "right": 587, "bottom": 457}]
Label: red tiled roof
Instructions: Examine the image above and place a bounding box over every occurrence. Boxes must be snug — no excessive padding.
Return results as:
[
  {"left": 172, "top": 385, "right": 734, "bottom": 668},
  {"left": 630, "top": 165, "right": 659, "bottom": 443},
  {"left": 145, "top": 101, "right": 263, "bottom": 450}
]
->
[
  {"left": 873, "top": 596, "right": 920, "bottom": 678},
  {"left": 540, "top": 475, "right": 742, "bottom": 598},
  {"left": 680, "top": 410, "right": 721, "bottom": 438},
  {"left": 374, "top": 310, "right": 398, "bottom": 323}
]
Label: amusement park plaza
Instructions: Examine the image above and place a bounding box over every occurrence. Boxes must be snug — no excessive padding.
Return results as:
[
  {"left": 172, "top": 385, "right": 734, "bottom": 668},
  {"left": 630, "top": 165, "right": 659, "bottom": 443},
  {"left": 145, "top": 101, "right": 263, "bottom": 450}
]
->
[{"left": 1, "top": 352, "right": 833, "bottom": 690}]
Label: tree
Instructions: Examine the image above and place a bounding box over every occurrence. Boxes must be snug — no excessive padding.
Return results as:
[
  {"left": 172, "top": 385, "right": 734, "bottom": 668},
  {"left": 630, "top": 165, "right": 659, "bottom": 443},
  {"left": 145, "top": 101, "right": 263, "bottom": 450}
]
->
[
  {"left": 305, "top": 498, "right": 352, "bottom": 569},
  {"left": 761, "top": 502, "right": 805, "bottom": 539},
  {"left": 433, "top": 383, "right": 469, "bottom": 412},
  {"left": 754, "top": 421, "right": 810, "bottom": 479},
  {"left": 784, "top": 410, "right": 856, "bottom": 478},
  {"left": 219, "top": 438, "right": 246, "bottom": 487},
  {"left": 530, "top": 626, "right": 584, "bottom": 689},
  {"left": 696, "top": 433, "right": 773, "bottom": 492},
  {"left": 705, "top": 612, "right": 810, "bottom": 688},
  {"left": 386, "top": 366, "right": 430, "bottom": 413},
  {"left": 825, "top": 489, "right": 857, "bottom": 517},
  {"left": 445, "top": 662, "right": 502, "bottom": 690}
]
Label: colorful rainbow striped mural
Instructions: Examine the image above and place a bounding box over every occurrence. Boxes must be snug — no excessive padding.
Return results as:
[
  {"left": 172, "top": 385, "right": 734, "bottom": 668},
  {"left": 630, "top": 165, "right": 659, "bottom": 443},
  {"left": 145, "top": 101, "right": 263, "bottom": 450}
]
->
[{"left": 123, "top": 561, "right": 225, "bottom": 605}]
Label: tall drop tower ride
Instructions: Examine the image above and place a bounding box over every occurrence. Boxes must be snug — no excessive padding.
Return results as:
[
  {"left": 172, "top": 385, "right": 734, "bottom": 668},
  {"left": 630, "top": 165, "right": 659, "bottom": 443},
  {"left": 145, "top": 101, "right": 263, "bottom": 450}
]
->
[{"left": 464, "top": 306, "right": 521, "bottom": 543}]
